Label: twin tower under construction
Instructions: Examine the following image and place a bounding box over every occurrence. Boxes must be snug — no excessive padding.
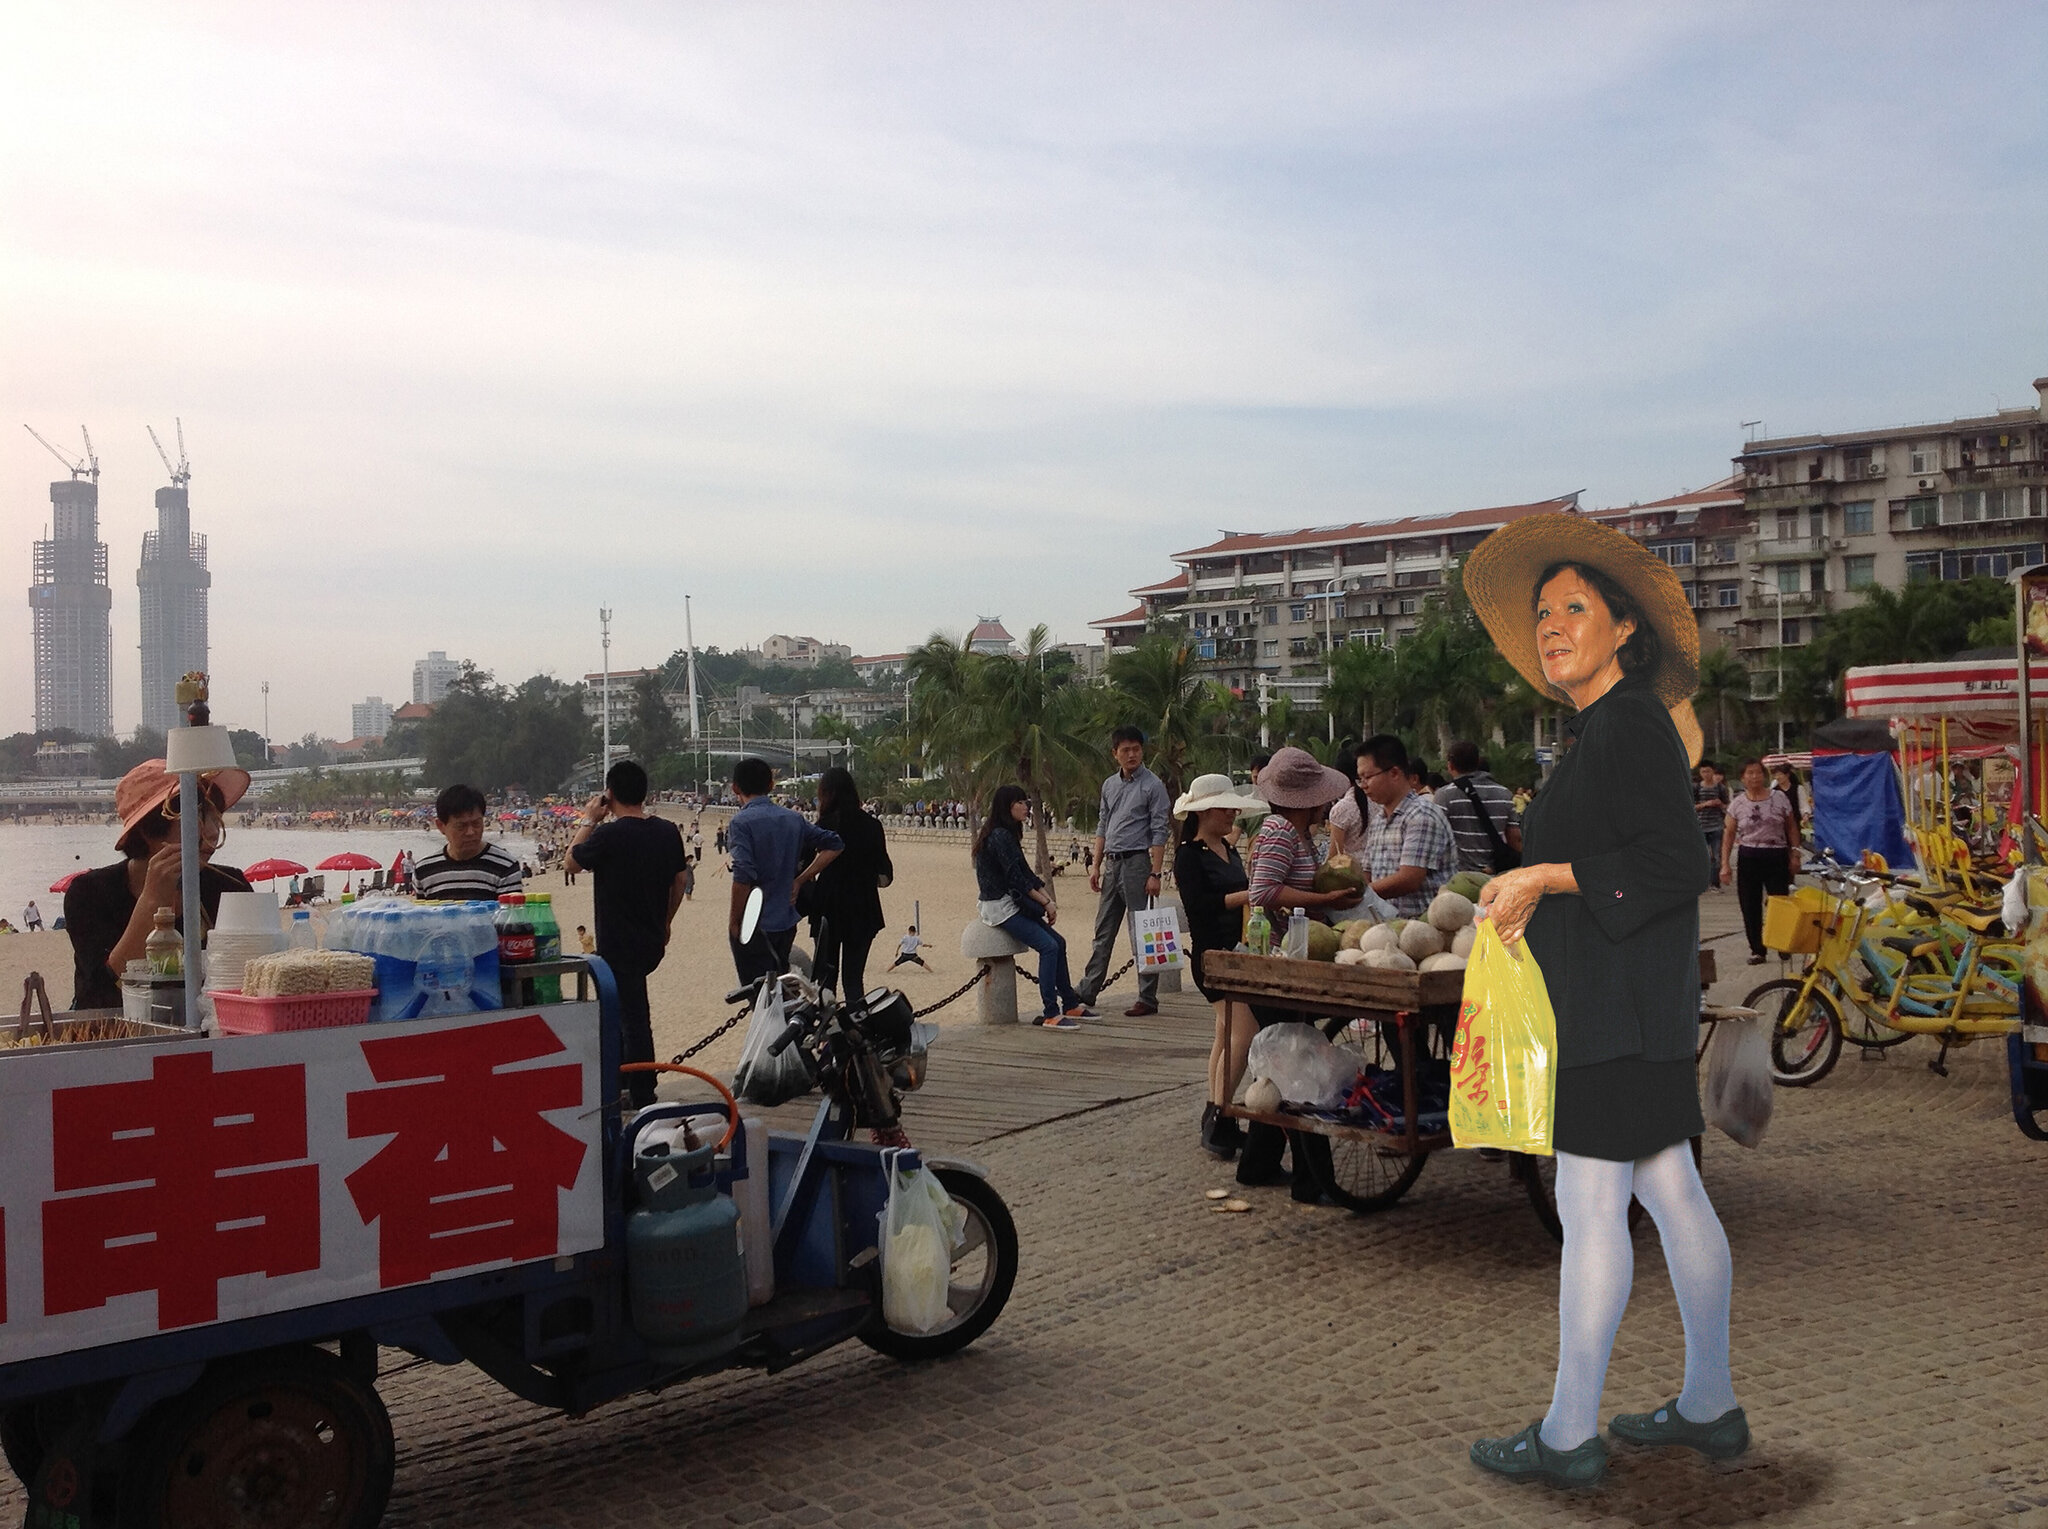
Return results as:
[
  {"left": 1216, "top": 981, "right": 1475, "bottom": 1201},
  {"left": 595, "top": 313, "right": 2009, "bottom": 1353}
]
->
[{"left": 26, "top": 424, "right": 210, "bottom": 740}]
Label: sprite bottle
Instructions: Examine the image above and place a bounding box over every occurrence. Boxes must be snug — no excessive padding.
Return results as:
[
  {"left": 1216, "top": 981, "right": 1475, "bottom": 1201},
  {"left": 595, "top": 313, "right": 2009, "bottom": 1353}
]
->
[{"left": 1246, "top": 905, "right": 1273, "bottom": 956}]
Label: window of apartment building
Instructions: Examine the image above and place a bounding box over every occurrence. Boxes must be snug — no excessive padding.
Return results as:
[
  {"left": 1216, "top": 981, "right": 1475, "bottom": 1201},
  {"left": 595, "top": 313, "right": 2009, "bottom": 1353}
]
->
[
  {"left": 1941, "top": 544, "right": 2046, "bottom": 582},
  {"left": 1905, "top": 551, "right": 1941, "bottom": 582},
  {"left": 1289, "top": 638, "right": 1310, "bottom": 656},
  {"left": 1843, "top": 448, "right": 1883, "bottom": 478},
  {"left": 1843, "top": 501, "right": 1874, "bottom": 536},
  {"left": 1398, "top": 597, "right": 1418, "bottom": 616},
  {"left": 1986, "top": 487, "right": 2026, "bottom": 521},
  {"left": 1844, "top": 555, "right": 1876, "bottom": 590},
  {"left": 1263, "top": 606, "right": 1278, "bottom": 625},
  {"left": 1775, "top": 509, "right": 1800, "bottom": 541},
  {"left": 1946, "top": 490, "right": 1986, "bottom": 524},
  {"left": 1716, "top": 583, "right": 1741, "bottom": 607},
  {"left": 1357, "top": 628, "right": 1386, "bottom": 647},
  {"left": 1899, "top": 496, "right": 1939, "bottom": 529},
  {"left": 1288, "top": 603, "right": 1308, "bottom": 622},
  {"left": 1262, "top": 639, "right": 1279, "bottom": 657},
  {"left": 1909, "top": 442, "right": 1940, "bottom": 476},
  {"left": 1776, "top": 564, "right": 1802, "bottom": 595},
  {"left": 1809, "top": 561, "right": 1827, "bottom": 592},
  {"left": 1649, "top": 540, "right": 1695, "bottom": 567},
  {"left": 1779, "top": 619, "right": 1801, "bottom": 645},
  {"left": 1713, "top": 539, "right": 1738, "bottom": 563}
]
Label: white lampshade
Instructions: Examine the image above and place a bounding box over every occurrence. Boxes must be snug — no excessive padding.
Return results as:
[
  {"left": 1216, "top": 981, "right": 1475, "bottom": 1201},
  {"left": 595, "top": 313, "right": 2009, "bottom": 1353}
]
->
[{"left": 165, "top": 724, "right": 239, "bottom": 774}]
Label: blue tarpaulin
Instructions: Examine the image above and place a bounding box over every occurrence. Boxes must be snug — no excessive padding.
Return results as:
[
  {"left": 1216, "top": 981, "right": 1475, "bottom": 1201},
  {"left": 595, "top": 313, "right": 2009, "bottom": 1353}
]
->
[{"left": 1812, "top": 748, "right": 1913, "bottom": 869}]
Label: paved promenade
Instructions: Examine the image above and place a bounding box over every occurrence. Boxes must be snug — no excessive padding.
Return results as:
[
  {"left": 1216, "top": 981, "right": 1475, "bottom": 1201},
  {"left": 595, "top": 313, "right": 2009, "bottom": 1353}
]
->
[{"left": 7, "top": 890, "right": 2046, "bottom": 1526}]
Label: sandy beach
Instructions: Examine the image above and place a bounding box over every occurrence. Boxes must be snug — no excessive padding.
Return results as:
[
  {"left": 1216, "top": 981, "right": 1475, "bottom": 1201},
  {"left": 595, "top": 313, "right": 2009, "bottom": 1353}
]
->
[{"left": 0, "top": 810, "right": 1150, "bottom": 1077}]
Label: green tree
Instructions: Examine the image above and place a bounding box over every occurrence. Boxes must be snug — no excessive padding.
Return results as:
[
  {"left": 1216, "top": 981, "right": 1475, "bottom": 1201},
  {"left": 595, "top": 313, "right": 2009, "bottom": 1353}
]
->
[
  {"left": 1694, "top": 646, "right": 1751, "bottom": 757},
  {"left": 1104, "top": 633, "right": 1231, "bottom": 795},
  {"left": 228, "top": 728, "right": 270, "bottom": 769},
  {"left": 418, "top": 667, "right": 593, "bottom": 794},
  {"left": 1325, "top": 641, "right": 1397, "bottom": 739},
  {"left": 96, "top": 728, "right": 167, "bottom": 778},
  {"left": 628, "top": 673, "right": 680, "bottom": 764}
]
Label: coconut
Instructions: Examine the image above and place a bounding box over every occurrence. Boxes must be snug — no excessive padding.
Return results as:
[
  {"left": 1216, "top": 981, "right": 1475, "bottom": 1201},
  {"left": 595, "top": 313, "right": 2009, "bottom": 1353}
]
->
[
  {"left": 1304, "top": 921, "right": 1342, "bottom": 961},
  {"left": 1357, "top": 924, "right": 1400, "bottom": 955},
  {"left": 1244, "top": 1077, "right": 1283, "bottom": 1114},
  {"left": 1446, "top": 870, "right": 1492, "bottom": 904},
  {"left": 1426, "top": 891, "right": 1476, "bottom": 933},
  {"left": 1451, "top": 924, "right": 1478, "bottom": 959},
  {"left": 1333, "top": 948, "right": 1369, "bottom": 967},
  {"left": 1397, "top": 921, "right": 1446, "bottom": 962},
  {"left": 1362, "top": 948, "right": 1417, "bottom": 971},
  {"left": 1419, "top": 952, "right": 1468, "bottom": 973},
  {"left": 1338, "top": 919, "right": 1375, "bottom": 951},
  {"left": 1312, "top": 853, "right": 1366, "bottom": 895}
]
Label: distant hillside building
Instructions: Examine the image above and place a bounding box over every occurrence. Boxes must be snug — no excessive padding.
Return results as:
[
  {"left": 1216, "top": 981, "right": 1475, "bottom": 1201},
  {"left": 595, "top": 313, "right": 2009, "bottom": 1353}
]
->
[
  {"left": 28, "top": 475, "right": 113, "bottom": 737},
  {"left": 760, "top": 634, "right": 853, "bottom": 667},
  {"left": 351, "top": 696, "right": 394, "bottom": 741},
  {"left": 852, "top": 653, "right": 908, "bottom": 683},
  {"left": 581, "top": 667, "right": 665, "bottom": 737},
  {"left": 34, "top": 740, "right": 98, "bottom": 778},
  {"left": 137, "top": 483, "right": 211, "bottom": 734},
  {"left": 412, "top": 651, "right": 462, "bottom": 705},
  {"left": 967, "top": 618, "right": 1016, "bottom": 655}
]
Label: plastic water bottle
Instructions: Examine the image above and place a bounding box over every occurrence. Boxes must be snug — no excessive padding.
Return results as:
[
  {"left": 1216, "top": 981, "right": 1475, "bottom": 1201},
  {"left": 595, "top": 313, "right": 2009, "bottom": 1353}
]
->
[
  {"left": 288, "top": 910, "right": 318, "bottom": 951},
  {"left": 1283, "top": 909, "right": 1310, "bottom": 960}
]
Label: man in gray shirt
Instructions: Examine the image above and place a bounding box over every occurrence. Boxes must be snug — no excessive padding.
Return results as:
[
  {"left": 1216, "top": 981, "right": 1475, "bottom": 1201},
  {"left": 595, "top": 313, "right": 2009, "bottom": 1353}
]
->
[
  {"left": 1080, "top": 725, "right": 1173, "bottom": 1016},
  {"left": 1432, "top": 739, "right": 1522, "bottom": 874}
]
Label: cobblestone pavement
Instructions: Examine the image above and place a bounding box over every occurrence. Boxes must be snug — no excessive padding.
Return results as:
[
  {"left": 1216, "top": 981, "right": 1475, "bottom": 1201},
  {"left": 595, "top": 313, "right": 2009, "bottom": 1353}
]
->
[{"left": 9, "top": 891, "right": 2047, "bottom": 1527}]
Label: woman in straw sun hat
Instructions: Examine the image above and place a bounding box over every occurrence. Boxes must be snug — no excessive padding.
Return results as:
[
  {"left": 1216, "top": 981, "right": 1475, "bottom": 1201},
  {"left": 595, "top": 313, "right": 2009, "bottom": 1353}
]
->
[
  {"left": 1459, "top": 516, "right": 1746, "bottom": 1488},
  {"left": 1171, "top": 772, "right": 1268, "bottom": 1159}
]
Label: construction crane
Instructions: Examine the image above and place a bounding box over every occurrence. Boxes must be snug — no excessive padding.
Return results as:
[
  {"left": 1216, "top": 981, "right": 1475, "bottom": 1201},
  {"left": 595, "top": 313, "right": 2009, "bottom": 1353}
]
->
[
  {"left": 147, "top": 418, "right": 191, "bottom": 488},
  {"left": 24, "top": 424, "right": 99, "bottom": 482}
]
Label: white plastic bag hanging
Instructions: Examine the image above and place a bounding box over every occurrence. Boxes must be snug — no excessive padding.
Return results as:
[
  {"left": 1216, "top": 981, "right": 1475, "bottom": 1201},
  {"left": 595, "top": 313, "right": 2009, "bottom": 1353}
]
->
[
  {"left": 732, "top": 980, "right": 813, "bottom": 1107},
  {"left": 877, "top": 1151, "right": 966, "bottom": 1334},
  {"left": 1702, "top": 1013, "right": 1774, "bottom": 1149},
  {"left": 1131, "top": 901, "right": 1189, "bottom": 974}
]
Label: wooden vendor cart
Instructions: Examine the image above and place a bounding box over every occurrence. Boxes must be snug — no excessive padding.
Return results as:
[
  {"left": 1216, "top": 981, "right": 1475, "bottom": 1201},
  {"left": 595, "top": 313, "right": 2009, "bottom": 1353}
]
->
[{"left": 1203, "top": 946, "right": 1716, "bottom": 1240}]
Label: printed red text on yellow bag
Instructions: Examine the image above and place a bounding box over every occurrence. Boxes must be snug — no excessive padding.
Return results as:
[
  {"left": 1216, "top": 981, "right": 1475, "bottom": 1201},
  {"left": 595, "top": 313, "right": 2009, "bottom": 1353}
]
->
[{"left": 1449, "top": 919, "right": 1557, "bottom": 1154}]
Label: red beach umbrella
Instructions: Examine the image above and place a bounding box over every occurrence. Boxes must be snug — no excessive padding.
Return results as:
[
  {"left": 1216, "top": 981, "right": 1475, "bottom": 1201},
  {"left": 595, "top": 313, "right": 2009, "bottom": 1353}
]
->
[
  {"left": 244, "top": 858, "right": 310, "bottom": 882},
  {"left": 317, "top": 853, "right": 381, "bottom": 872},
  {"left": 48, "top": 872, "right": 82, "bottom": 893}
]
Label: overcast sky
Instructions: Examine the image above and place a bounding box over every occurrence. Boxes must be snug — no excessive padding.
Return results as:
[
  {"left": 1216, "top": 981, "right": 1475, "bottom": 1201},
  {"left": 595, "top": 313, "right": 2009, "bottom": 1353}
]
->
[{"left": 5, "top": 2, "right": 2047, "bottom": 741}]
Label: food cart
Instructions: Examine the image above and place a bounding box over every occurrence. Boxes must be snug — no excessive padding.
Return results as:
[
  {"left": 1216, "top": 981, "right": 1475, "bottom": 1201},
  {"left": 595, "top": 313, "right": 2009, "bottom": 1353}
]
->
[{"left": 1200, "top": 948, "right": 1715, "bottom": 1239}]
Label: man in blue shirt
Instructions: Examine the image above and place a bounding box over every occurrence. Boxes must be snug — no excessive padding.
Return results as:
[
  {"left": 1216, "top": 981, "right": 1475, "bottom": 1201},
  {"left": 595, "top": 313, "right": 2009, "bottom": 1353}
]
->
[{"left": 726, "top": 756, "right": 843, "bottom": 986}]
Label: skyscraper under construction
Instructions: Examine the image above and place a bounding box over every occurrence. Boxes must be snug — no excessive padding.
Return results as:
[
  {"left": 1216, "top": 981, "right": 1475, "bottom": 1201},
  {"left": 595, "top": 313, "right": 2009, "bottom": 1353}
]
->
[
  {"left": 137, "top": 423, "right": 210, "bottom": 735},
  {"left": 25, "top": 428, "right": 113, "bottom": 738}
]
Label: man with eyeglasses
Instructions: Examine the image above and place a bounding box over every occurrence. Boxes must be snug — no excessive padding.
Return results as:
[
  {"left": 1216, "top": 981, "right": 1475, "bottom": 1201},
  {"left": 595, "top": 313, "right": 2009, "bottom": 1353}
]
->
[{"left": 1354, "top": 734, "right": 1455, "bottom": 919}]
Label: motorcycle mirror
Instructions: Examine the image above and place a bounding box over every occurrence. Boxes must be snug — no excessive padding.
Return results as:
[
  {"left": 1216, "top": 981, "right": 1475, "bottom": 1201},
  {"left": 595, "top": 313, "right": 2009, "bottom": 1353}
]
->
[{"left": 740, "top": 886, "right": 764, "bottom": 944}]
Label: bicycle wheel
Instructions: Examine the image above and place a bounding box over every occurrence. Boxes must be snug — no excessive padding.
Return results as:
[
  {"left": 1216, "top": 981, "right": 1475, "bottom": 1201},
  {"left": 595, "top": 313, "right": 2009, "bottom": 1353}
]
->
[
  {"left": 1314, "top": 1016, "right": 1429, "bottom": 1212},
  {"left": 1835, "top": 960, "right": 1915, "bottom": 1051},
  {"left": 1744, "top": 978, "right": 1843, "bottom": 1086}
]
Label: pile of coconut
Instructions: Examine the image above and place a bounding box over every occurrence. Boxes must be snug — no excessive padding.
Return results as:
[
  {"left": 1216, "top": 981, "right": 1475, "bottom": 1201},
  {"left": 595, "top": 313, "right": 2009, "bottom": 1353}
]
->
[{"left": 1329, "top": 889, "right": 1477, "bottom": 973}]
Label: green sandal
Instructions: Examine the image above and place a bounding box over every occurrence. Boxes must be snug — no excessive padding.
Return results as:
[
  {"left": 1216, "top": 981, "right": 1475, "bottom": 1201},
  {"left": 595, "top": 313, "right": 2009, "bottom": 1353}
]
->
[
  {"left": 1609, "top": 1400, "right": 1750, "bottom": 1459},
  {"left": 1470, "top": 1422, "right": 1608, "bottom": 1488}
]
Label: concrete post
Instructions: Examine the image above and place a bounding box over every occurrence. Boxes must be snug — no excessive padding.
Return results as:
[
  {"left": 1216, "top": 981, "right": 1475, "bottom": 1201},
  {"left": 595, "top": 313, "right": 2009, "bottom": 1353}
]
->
[{"left": 975, "top": 957, "right": 1020, "bottom": 1025}]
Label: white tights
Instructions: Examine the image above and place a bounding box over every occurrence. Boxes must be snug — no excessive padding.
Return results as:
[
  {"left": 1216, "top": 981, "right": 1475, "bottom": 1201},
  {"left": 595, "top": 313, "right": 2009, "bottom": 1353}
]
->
[{"left": 1538, "top": 1141, "right": 1739, "bottom": 1451}]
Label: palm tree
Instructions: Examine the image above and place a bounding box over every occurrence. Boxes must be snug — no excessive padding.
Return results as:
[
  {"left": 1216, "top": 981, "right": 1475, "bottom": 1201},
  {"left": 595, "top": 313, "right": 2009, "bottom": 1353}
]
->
[
  {"left": 1392, "top": 604, "right": 1495, "bottom": 761},
  {"left": 1326, "top": 640, "right": 1397, "bottom": 738},
  {"left": 1105, "top": 633, "right": 1224, "bottom": 796},
  {"left": 964, "top": 625, "right": 1088, "bottom": 872},
  {"left": 1694, "top": 646, "right": 1750, "bottom": 756}
]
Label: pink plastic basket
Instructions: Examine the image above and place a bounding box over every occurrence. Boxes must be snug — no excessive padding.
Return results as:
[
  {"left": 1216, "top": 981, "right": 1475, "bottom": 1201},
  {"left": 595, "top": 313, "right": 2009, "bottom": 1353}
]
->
[{"left": 212, "top": 988, "right": 376, "bottom": 1034}]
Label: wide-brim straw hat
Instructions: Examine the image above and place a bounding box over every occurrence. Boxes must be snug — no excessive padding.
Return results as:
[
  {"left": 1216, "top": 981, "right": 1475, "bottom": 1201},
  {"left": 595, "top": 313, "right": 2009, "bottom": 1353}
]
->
[
  {"left": 114, "top": 758, "right": 251, "bottom": 853},
  {"left": 1464, "top": 514, "right": 1705, "bottom": 766},
  {"left": 1173, "top": 772, "right": 1266, "bottom": 818},
  {"left": 1256, "top": 747, "right": 1353, "bottom": 809}
]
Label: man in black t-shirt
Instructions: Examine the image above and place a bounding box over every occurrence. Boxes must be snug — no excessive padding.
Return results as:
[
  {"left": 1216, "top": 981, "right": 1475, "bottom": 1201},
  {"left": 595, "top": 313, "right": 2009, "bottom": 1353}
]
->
[{"left": 566, "top": 760, "right": 689, "bottom": 1108}]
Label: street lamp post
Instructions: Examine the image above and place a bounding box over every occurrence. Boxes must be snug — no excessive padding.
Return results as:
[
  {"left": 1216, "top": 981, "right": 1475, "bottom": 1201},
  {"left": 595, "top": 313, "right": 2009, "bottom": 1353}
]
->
[
  {"left": 1750, "top": 578, "right": 1785, "bottom": 754},
  {"left": 261, "top": 680, "right": 271, "bottom": 765},
  {"left": 599, "top": 606, "right": 613, "bottom": 777}
]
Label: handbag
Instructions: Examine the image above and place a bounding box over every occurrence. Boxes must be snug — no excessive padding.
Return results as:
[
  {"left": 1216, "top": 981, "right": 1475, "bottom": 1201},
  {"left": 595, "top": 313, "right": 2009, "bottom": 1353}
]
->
[
  {"left": 1453, "top": 776, "right": 1522, "bottom": 872},
  {"left": 1130, "top": 900, "right": 1189, "bottom": 973}
]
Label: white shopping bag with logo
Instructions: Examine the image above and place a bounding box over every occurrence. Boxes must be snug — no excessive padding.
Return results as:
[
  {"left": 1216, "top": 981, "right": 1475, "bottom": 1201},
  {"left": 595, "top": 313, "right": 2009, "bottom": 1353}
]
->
[{"left": 1131, "top": 901, "right": 1189, "bottom": 973}]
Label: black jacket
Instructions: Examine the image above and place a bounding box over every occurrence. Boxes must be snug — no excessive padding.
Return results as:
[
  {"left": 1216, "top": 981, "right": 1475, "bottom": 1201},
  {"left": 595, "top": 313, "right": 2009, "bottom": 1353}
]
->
[
  {"left": 807, "top": 808, "right": 893, "bottom": 940},
  {"left": 1521, "top": 673, "right": 1709, "bottom": 1068},
  {"left": 974, "top": 828, "right": 1042, "bottom": 907}
]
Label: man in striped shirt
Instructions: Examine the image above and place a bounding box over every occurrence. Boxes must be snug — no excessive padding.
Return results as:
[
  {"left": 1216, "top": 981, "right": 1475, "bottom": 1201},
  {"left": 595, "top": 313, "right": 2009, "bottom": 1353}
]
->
[
  {"left": 1432, "top": 740, "right": 1523, "bottom": 874},
  {"left": 412, "top": 783, "right": 525, "bottom": 902}
]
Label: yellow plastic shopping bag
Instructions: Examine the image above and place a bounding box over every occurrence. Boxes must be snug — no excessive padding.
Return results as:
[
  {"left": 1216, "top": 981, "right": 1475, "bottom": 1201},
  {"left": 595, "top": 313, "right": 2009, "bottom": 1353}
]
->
[{"left": 1448, "top": 919, "right": 1557, "bottom": 1154}]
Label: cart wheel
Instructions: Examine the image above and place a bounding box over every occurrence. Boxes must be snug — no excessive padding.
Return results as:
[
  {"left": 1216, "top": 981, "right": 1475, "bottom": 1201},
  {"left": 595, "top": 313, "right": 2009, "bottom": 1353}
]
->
[
  {"left": 1309, "top": 1016, "right": 1430, "bottom": 1213},
  {"left": 1745, "top": 978, "right": 1844, "bottom": 1086},
  {"left": 116, "top": 1346, "right": 393, "bottom": 1529},
  {"left": 861, "top": 1168, "right": 1018, "bottom": 1361}
]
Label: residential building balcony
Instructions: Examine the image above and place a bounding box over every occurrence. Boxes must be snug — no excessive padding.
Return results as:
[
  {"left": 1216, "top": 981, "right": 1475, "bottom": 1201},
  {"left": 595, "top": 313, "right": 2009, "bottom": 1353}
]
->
[
  {"left": 1948, "top": 460, "right": 2047, "bottom": 486},
  {"left": 1747, "top": 535, "right": 1834, "bottom": 560},
  {"left": 1743, "top": 589, "right": 1831, "bottom": 616},
  {"left": 1744, "top": 483, "right": 1827, "bottom": 508}
]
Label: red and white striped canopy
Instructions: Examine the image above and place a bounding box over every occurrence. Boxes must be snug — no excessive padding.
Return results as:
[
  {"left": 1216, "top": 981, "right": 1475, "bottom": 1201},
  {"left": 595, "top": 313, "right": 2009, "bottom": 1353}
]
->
[{"left": 1842, "top": 660, "right": 2048, "bottom": 719}]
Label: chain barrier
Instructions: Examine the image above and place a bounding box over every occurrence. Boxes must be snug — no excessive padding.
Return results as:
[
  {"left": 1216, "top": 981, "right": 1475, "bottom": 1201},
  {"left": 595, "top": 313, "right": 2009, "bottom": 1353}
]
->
[{"left": 672, "top": 953, "right": 1144, "bottom": 1054}]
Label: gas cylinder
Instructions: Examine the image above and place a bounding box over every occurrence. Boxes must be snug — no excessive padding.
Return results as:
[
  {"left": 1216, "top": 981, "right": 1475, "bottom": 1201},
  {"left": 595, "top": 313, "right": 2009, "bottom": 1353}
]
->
[{"left": 627, "top": 1137, "right": 748, "bottom": 1366}]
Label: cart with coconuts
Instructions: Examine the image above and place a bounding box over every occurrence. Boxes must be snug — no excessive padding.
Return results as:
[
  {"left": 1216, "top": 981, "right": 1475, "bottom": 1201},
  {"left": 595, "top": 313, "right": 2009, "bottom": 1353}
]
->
[{"left": 1207, "top": 889, "right": 1715, "bottom": 1239}]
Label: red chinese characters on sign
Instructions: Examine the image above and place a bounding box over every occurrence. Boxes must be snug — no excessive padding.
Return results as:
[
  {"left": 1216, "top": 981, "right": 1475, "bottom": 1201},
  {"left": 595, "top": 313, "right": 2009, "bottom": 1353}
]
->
[
  {"left": 43, "top": 1051, "right": 319, "bottom": 1329},
  {"left": 345, "top": 1014, "right": 587, "bottom": 1288}
]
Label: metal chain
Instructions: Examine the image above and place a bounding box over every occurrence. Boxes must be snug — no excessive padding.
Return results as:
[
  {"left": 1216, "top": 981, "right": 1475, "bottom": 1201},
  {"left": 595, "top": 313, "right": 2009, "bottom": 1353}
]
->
[
  {"left": 910, "top": 974, "right": 983, "bottom": 1018},
  {"left": 671, "top": 1006, "right": 748, "bottom": 1064}
]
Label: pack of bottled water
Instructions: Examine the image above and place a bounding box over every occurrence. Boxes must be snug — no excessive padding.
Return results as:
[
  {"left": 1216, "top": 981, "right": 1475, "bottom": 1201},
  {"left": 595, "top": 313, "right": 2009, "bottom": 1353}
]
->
[{"left": 327, "top": 900, "right": 503, "bottom": 1022}]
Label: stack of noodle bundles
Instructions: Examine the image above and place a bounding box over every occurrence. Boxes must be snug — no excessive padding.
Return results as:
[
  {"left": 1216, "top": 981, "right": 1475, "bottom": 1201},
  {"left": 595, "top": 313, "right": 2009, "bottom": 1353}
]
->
[{"left": 241, "top": 950, "right": 376, "bottom": 997}]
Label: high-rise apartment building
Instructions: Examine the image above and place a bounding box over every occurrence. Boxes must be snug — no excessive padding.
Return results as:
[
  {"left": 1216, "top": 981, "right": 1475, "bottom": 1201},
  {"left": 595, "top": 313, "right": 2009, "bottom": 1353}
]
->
[
  {"left": 137, "top": 483, "right": 211, "bottom": 734},
  {"left": 28, "top": 475, "right": 113, "bottom": 737},
  {"left": 412, "top": 651, "right": 461, "bottom": 705},
  {"left": 351, "top": 696, "right": 394, "bottom": 740}
]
